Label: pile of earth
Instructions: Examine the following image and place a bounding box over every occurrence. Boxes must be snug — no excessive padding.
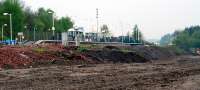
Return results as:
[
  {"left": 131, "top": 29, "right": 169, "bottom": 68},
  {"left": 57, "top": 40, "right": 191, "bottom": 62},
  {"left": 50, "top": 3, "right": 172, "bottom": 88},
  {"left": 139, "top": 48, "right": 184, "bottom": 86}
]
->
[
  {"left": 114, "top": 45, "right": 178, "bottom": 60},
  {"left": 81, "top": 45, "right": 178, "bottom": 63},
  {"left": 0, "top": 45, "right": 120, "bottom": 69},
  {"left": 0, "top": 46, "right": 61, "bottom": 69},
  {"left": 0, "top": 45, "right": 180, "bottom": 69},
  {"left": 0, "top": 46, "right": 96, "bottom": 69},
  {"left": 0, "top": 46, "right": 31, "bottom": 69},
  {"left": 83, "top": 50, "right": 148, "bottom": 63}
]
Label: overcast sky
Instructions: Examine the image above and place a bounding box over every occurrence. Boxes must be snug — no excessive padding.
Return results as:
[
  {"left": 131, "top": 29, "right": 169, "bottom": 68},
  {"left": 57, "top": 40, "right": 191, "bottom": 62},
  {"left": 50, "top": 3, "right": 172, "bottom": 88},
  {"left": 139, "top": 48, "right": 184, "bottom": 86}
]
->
[{"left": 21, "top": 0, "right": 200, "bottom": 40}]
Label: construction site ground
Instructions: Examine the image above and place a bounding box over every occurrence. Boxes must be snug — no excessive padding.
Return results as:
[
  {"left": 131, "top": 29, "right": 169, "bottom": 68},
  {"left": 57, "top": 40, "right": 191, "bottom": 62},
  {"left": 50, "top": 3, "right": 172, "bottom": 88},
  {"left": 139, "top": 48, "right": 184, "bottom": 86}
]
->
[
  {"left": 0, "top": 55, "right": 200, "bottom": 90},
  {"left": 0, "top": 45, "right": 199, "bottom": 90}
]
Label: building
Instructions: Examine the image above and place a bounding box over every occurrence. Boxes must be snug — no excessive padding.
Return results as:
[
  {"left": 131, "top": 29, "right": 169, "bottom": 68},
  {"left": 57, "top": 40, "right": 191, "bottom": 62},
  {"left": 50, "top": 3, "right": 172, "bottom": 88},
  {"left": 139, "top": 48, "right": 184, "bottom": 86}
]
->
[
  {"left": 67, "top": 27, "right": 84, "bottom": 41},
  {"left": 85, "top": 32, "right": 98, "bottom": 42}
]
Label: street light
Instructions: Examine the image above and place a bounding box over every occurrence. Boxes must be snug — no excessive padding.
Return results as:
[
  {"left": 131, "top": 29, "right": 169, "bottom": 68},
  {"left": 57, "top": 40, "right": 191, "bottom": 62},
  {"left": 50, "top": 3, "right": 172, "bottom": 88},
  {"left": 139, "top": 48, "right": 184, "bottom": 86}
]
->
[
  {"left": 1, "top": 24, "right": 7, "bottom": 41},
  {"left": 24, "top": 25, "right": 28, "bottom": 40},
  {"left": 33, "top": 26, "right": 37, "bottom": 41},
  {"left": 48, "top": 11, "right": 55, "bottom": 40},
  {"left": 3, "top": 13, "right": 13, "bottom": 44},
  {"left": 24, "top": 25, "right": 27, "bottom": 29}
]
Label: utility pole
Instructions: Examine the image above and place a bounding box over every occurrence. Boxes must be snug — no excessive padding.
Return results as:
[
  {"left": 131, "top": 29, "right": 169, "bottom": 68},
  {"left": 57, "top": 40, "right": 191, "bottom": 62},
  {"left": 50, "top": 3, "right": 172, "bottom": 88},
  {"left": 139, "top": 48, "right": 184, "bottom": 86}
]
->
[
  {"left": 3, "top": 13, "right": 13, "bottom": 45},
  {"left": 96, "top": 8, "right": 99, "bottom": 42},
  {"left": 48, "top": 11, "right": 55, "bottom": 40},
  {"left": 1, "top": 24, "right": 7, "bottom": 41},
  {"left": 120, "top": 21, "right": 124, "bottom": 44},
  {"left": 34, "top": 27, "right": 36, "bottom": 42},
  {"left": 10, "top": 14, "right": 12, "bottom": 43},
  {"left": 1, "top": 26, "right": 3, "bottom": 41},
  {"left": 128, "top": 31, "right": 130, "bottom": 43}
]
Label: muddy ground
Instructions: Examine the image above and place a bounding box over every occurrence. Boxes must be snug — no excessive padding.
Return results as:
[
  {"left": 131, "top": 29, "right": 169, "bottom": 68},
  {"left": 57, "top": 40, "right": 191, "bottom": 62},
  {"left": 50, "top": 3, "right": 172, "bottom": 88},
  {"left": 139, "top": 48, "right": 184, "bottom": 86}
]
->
[{"left": 0, "top": 55, "right": 200, "bottom": 90}]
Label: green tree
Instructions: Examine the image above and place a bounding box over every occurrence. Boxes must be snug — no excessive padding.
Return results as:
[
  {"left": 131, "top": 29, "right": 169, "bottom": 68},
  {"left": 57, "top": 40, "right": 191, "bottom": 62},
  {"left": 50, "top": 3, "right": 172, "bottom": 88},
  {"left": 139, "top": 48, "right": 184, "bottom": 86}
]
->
[
  {"left": 101, "top": 24, "right": 109, "bottom": 35},
  {"left": 172, "top": 26, "right": 200, "bottom": 51},
  {"left": 24, "top": 7, "right": 37, "bottom": 30},
  {"left": 55, "top": 17, "right": 74, "bottom": 32},
  {"left": 36, "top": 8, "right": 52, "bottom": 32},
  {"left": 100, "top": 24, "right": 110, "bottom": 42},
  {"left": 35, "top": 8, "right": 73, "bottom": 32},
  {"left": 133, "top": 24, "right": 143, "bottom": 43},
  {"left": 0, "top": 0, "right": 25, "bottom": 39},
  {"left": 0, "top": 0, "right": 74, "bottom": 41}
]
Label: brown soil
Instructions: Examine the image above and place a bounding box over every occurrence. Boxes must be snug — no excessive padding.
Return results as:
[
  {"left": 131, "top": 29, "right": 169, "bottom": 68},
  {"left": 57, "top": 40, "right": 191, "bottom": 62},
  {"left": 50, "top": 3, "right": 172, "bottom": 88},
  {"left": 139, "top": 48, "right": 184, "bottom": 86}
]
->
[
  {"left": 0, "top": 45, "right": 194, "bottom": 90},
  {"left": 0, "top": 45, "right": 157, "bottom": 69},
  {"left": 0, "top": 55, "right": 199, "bottom": 90},
  {"left": 84, "top": 50, "right": 148, "bottom": 63}
]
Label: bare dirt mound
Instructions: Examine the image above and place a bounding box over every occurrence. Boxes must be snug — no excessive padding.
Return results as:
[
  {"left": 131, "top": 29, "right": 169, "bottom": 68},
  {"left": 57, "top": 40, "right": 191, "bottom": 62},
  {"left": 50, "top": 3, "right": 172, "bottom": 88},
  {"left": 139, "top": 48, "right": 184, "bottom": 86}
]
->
[
  {"left": 0, "top": 46, "right": 32, "bottom": 69},
  {"left": 84, "top": 45, "right": 178, "bottom": 63},
  {"left": 84, "top": 50, "right": 149, "bottom": 63},
  {"left": 113, "top": 45, "right": 178, "bottom": 60},
  {"left": 0, "top": 45, "right": 100, "bottom": 69},
  {"left": 0, "top": 45, "right": 179, "bottom": 69}
]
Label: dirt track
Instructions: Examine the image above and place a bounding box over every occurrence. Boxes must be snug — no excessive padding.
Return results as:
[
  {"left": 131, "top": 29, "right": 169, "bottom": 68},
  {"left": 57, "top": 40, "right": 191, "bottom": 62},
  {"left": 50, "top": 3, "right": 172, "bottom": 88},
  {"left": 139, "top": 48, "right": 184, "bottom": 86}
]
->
[{"left": 0, "top": 55, "right": 200, "bottom": 90}]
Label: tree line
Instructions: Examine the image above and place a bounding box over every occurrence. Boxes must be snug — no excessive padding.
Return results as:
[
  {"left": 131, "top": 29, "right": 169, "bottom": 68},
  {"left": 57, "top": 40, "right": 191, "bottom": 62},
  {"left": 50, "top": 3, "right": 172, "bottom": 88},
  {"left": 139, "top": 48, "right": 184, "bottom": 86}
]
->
[
  {"left": 160, "top": 25, "right": 200, "bottom": 51},
  {"left": 124, "top": 24, "right": 143, "bottom": 43},
  {"left": 0, "top": 0, "right": 74, "bottom": 40}
]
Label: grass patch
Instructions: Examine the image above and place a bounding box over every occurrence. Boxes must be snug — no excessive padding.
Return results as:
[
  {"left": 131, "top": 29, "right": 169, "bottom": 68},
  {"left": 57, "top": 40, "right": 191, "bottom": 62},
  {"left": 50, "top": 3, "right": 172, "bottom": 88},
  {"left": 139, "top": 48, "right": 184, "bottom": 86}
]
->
[
  {"left": 32, "top": 47, "right": 48, "bottom": 53},
  {"left": 120, "top": 48, "right": 133, "bottom": 52},
  {"left": 77, "top": 46, "right": 88, "bottom": 52}
]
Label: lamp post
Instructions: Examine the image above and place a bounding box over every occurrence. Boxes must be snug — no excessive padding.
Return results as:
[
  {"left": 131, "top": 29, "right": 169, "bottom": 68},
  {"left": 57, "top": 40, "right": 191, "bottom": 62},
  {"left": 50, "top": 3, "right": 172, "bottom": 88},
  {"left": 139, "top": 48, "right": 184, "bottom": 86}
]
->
[
  {"left": 3, "top": 13, "right": 13, "bottom": 44},
  {"left": 1, "top": 24, "right": 7, "bottom": 41},
  {"left": 33, "top": 26, "right": 36, "bottom": 41},
  {"left": 96, "top": 8, "right": 99, "bottom": 42},
  {"left": 128, "top": 31, "right": 130, "bottom": 43},
  {"left": 24, "top": 25, "right": 28, "bottom": 40},
  {"left": 48, "top": 11, "right": 55, "bottom": 40}
]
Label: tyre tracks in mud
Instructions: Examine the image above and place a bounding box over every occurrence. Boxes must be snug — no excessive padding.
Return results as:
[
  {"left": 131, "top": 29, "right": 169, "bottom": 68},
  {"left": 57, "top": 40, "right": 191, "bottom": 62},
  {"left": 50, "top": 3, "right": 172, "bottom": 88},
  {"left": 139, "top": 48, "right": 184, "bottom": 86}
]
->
[{"left": 0, "top": 56, "right": 200, "bottom": 90}]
